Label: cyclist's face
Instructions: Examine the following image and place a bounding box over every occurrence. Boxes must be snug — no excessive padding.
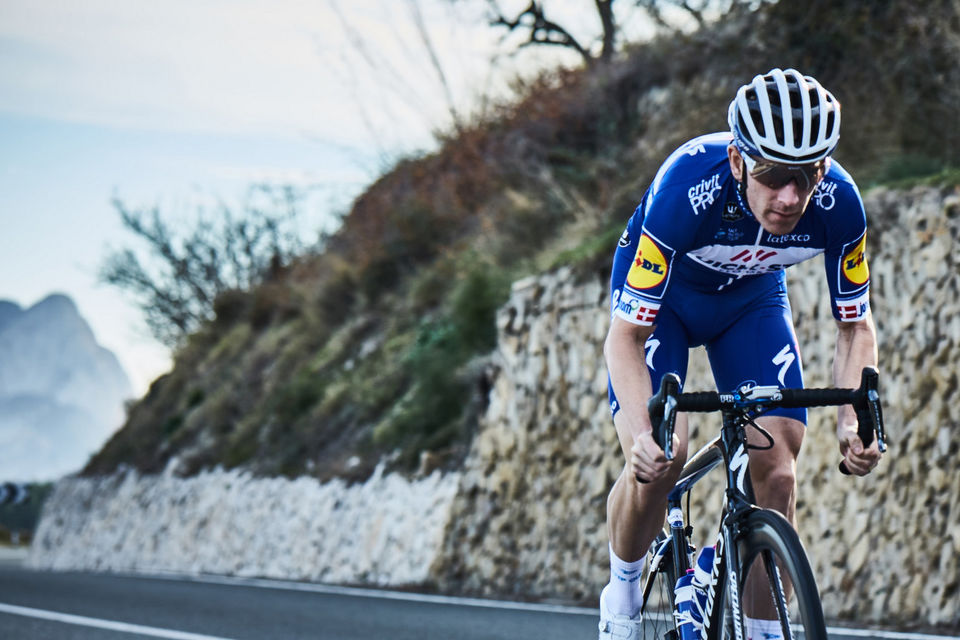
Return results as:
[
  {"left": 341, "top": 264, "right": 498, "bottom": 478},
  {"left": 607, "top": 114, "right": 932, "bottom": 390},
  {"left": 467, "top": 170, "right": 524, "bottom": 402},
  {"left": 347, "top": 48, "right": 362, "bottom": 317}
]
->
[{"left": 727, "top": 146, "right": 821, "bottom": 236}]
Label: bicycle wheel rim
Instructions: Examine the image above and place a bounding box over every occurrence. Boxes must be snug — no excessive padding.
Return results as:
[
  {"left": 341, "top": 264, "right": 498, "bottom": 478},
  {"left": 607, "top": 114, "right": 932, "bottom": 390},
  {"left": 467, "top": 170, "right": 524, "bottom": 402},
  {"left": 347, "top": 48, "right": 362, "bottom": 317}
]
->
[{"left": 716, "top": 509, "right": 827, "bottom": 640}]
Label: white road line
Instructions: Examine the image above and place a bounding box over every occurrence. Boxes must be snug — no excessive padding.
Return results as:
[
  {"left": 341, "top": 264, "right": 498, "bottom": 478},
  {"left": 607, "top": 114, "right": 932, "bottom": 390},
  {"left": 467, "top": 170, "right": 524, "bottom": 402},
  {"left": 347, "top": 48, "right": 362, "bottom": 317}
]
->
[
  {"left": 824, "top": 629, "right": 960, "bottom": 640},
  {"left": 142, "top": 571, "right": 596, "bottom": 616},
  {"left": 133, "top": 571, "right": 960, "bottom": 639},
  {"left": 0, "top": 602, "right": 237, "bottom": 640}
]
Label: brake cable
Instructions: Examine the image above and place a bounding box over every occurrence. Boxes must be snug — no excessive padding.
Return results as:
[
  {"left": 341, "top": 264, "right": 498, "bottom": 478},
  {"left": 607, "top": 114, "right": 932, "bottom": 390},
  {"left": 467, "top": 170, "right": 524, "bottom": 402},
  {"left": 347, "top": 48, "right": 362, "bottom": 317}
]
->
[{"left": 742, "top": 411, "right": 776, "bottom": 451}]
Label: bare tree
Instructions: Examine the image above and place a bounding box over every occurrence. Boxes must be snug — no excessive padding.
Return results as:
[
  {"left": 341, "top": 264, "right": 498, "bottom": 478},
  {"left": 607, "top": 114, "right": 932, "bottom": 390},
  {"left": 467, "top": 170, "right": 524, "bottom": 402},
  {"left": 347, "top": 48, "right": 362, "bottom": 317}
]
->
[
  {"left": 482, "top": 0, "right": 758, "bottom": 64},
  {"left": 100, "top": 185, "right": 308, "bottom": 347},
  {"left": 635, "top": 0, "right": 755, "bottom": 31},
  {"left": 486, "top": 0, "right": 618, "bottom": 66}
]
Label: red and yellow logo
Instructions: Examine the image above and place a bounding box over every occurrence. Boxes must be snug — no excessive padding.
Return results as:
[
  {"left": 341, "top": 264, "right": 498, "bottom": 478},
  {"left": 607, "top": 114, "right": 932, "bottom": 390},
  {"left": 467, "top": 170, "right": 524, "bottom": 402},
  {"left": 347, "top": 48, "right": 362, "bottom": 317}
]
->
[
  {"left": 842, "top": 235, "right": 869, "bottom": 285},
  {"left": 627, "top": 234, "right": 668, "bottom": 289}
]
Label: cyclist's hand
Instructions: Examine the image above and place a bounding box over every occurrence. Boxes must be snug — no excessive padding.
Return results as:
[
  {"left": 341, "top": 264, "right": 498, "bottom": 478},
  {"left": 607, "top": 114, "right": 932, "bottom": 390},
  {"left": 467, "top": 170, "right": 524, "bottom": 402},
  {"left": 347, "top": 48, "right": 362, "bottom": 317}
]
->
[
  {"left": 632, "top": 430, "right": 673, "bottom": 483},
  {"left": 837, "top": 423, "right": 881, "bottom": 476}
]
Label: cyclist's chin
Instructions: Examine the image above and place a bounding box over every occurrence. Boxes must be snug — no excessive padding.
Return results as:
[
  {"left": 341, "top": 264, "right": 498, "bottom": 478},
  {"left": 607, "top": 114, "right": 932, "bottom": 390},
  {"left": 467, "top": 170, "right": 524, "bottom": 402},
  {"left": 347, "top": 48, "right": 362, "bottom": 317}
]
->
[{"left": 758, "top": 210, "right": 803, "bottom": 235}]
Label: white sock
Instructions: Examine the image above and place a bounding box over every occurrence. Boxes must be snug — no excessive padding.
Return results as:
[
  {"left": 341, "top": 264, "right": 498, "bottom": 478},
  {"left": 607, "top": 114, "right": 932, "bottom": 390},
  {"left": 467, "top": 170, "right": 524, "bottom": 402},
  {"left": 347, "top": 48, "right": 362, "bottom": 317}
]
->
[
  {"left": 605, "top": 543, "right": 645, "bottom": 617},
  {"left": 744, "top": 616, "right": 783, "bottom": 640}
]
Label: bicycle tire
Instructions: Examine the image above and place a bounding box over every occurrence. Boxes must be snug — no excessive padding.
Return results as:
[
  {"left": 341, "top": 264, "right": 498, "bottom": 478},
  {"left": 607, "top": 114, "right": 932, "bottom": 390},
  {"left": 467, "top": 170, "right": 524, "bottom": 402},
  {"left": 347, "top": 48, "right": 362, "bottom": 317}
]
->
[
  {"left": 637, "top": 531, "right": 681, "bottom": 639},
  {"left": 712, "top": 509, "right": 827, "bottom": 640}
]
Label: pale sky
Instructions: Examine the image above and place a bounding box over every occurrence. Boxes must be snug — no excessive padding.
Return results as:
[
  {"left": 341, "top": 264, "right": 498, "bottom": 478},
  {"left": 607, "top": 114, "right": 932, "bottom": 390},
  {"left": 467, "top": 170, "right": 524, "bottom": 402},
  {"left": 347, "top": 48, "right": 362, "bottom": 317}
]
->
[{"left": 0, "top": 0, "right": 654, "bottom": 402}]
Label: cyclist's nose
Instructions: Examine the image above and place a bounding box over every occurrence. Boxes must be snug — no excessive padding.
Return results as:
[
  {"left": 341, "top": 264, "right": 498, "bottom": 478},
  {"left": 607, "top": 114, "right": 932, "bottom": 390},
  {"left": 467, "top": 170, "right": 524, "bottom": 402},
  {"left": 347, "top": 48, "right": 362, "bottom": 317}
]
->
[{"left": 775, "top": 180, "right": 802, "bottom": 207}]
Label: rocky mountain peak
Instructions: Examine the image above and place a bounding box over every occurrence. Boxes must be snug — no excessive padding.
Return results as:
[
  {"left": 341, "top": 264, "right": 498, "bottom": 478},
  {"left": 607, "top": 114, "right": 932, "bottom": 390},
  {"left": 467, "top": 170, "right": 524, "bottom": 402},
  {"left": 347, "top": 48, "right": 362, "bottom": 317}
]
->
[{"left": 0, "top": 293, "right": 132, "bottom": 481}]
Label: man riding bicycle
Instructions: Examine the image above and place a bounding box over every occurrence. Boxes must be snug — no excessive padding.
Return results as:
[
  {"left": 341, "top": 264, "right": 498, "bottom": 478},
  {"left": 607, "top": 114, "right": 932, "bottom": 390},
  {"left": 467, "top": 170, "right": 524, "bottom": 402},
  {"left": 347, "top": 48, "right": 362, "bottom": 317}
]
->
[{"left": 600, "top": 69, "right": 882, "bottom": 640}]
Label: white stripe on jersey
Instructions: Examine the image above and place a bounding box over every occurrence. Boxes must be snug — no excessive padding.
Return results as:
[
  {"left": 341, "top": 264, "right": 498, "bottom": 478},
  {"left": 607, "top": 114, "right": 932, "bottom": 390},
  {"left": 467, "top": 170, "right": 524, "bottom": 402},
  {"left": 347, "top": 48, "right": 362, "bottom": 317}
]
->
[
  {"left": 686, "top": 244, "right": 823, "bottom": 276},
  {"left": 651, "top": 132, "right": 733, "bottom": 196}
]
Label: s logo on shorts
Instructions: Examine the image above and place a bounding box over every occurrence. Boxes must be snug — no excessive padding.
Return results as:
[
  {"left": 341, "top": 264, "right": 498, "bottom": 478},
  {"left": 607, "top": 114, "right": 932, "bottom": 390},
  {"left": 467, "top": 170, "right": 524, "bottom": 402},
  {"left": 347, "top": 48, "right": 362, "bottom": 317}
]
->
[{"left": 627, "top": 234, "right": 669, "bottom": 289}]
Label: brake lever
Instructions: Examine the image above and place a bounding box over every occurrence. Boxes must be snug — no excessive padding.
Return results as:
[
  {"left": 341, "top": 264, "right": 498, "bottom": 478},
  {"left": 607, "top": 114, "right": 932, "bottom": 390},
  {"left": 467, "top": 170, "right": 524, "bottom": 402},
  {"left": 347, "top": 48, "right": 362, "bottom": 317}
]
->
[
  {"left": 637, "top": 373, "right": 681, "bottom": 483},
  {"left": 840, "top": 367, "right": 884, "bottom": 475}
]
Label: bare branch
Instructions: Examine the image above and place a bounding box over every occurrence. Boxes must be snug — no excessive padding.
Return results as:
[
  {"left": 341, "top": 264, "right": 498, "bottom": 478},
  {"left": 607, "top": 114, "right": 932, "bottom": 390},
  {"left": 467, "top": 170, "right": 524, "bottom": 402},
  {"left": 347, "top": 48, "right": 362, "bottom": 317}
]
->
[
  {"left": 596, "top": 0, "right": 617, "bottom": 60},
  {"left": 488, "top": 0, "right": 595, "bottom": 65},
  {"left": 101, "top": 186, "right": 309, "bottom": 346},
  {"left": 406, "top": 0, "right": 464, "bottom": 131}
]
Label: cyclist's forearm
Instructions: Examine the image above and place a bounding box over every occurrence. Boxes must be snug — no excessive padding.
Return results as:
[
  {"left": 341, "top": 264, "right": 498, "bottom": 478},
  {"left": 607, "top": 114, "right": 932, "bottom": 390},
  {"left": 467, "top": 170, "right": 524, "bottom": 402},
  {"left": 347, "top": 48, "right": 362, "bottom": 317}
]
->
[
  {"left": 604, "top": 319, "right": 656, "bottom": 437},
  {"left": 832, "top": 310, "right": 878, "bottom": 423}
]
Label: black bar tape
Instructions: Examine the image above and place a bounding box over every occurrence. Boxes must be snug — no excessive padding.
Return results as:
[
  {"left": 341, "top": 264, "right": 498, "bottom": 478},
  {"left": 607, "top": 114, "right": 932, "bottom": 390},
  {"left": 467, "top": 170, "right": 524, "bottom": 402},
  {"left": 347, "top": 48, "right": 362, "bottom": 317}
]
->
[
  {"left": 674, "top": 392, "right": 722, "bottom": 412},
  {"left": 777, "top": 387, "right": 856, "bottom": 408}
]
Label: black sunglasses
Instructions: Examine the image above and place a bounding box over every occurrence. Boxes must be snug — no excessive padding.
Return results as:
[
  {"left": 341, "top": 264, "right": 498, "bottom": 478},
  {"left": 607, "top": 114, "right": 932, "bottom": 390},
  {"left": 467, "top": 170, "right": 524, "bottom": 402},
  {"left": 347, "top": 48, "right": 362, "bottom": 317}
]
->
[{"left": 742, "top": 153, "right": 826, "bottom": 191}]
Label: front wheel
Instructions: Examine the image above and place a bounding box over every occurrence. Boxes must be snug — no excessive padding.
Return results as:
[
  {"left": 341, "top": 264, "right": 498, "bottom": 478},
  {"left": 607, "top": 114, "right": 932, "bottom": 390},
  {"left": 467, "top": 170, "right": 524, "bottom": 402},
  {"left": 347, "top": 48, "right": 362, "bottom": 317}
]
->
[{"left": 714, "top": 509, "right": 827, "bottom": 640}]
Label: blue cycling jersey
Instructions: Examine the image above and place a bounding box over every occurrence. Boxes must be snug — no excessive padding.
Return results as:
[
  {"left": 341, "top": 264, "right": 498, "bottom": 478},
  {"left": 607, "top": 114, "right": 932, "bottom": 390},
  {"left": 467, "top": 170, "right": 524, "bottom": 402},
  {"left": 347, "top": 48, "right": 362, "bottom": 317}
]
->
[{"left": 612, "top": 132, "right": 871, "bottom": 328}]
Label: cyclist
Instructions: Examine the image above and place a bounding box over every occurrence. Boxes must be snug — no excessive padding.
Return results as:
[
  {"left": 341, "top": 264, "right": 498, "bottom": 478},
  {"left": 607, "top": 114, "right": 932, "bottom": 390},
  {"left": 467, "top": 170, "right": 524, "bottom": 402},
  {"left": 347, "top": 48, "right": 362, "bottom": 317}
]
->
[{"left": 599, "top": 68, "right": 882, "bottom": 640}]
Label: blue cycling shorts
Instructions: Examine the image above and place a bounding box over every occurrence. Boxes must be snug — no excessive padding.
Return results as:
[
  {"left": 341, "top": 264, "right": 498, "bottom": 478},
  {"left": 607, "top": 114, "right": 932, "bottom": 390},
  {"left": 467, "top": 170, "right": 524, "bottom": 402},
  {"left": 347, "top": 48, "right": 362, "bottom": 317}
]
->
[{"left": 608, "top": 260, "right": 807, "bottom": 425}]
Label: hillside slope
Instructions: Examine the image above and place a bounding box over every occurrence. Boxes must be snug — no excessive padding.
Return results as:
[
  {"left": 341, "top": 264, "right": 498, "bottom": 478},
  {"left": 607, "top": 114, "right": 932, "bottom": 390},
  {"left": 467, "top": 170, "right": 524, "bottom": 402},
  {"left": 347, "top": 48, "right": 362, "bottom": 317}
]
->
[{"left": 85, "top": 0, "right": 960, "bottom": 482}]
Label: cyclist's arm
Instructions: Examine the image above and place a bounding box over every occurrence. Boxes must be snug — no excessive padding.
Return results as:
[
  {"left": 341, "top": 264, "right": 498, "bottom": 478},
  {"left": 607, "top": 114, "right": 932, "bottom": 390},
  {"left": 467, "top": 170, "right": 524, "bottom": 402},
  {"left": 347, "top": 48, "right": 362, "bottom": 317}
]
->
[
  {"left": 604, "top": 317, "right": 672, "bottom": 481},
  {"left": 605, "top": 316, "right": 656, "bottom": 436},
  {"left": 832, "top": 309, "right": 880, "bottom": 475}
]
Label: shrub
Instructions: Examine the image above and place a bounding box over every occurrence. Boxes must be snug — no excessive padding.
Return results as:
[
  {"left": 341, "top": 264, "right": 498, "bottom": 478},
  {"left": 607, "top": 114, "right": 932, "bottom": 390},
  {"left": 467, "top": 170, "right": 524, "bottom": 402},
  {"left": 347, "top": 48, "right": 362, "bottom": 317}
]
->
[{"left": 212, "top": 289, "right": 251, "bottom": 327}]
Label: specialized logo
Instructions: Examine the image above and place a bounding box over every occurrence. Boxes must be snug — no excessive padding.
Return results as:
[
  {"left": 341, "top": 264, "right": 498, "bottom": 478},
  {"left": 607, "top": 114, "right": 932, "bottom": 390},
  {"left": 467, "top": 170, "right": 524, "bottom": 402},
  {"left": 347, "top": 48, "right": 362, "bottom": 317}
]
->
[
  {"left": 618, "top": 228, "right": 631, "bottom": 248},
  {"left": 627, "top": 234, "right": 668, "bottom": 289},
  {"left": 688, "top": 173, "right": 722, "bottom": 214},
  {"left": 644, "top": 338, "right": 661, "bottom": 369},
  {"left": 814, "top": 180, "right": 838, "bottom": 210},
  {"left": 772, "top": 344, "right": 796, "bottom": 386},
  {"left": 730, "top": 444, "right": 750, "bottom": 495},
  {"left": 842, "top": 234, "right": 869, "bottom": 285}
]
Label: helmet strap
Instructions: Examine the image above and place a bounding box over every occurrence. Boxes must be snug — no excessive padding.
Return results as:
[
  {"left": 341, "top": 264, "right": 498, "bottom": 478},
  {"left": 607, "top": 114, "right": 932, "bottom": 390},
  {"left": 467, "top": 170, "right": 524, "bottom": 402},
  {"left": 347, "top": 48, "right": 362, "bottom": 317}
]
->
[{"left": 734, "top": 169, "right": 754, "bottom": 220}]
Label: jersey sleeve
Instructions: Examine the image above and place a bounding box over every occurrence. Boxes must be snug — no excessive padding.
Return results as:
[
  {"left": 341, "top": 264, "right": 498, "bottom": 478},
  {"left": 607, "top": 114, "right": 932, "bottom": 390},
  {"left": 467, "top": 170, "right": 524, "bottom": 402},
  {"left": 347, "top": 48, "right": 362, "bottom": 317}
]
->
[
  {"left": 820, "top": 179, "right": 871, "bottom": 322},
  {"left": 613, "top": 184, "right": 699, "bottom": 326}
]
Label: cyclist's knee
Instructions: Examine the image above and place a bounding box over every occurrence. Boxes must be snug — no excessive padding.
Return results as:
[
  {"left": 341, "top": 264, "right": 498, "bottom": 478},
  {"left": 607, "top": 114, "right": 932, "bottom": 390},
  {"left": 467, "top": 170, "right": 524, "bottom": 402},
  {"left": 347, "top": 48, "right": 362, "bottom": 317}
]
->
[{"left": 752, "top": 464, "right": 797, "bottom": 509}]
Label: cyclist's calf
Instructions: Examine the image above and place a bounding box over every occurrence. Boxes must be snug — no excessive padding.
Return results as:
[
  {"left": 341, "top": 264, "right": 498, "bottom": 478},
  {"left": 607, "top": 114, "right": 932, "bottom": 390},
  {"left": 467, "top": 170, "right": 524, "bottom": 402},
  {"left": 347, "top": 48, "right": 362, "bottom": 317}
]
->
[{"left": 607, "top": 412, "right": 690, "bottom": 561}]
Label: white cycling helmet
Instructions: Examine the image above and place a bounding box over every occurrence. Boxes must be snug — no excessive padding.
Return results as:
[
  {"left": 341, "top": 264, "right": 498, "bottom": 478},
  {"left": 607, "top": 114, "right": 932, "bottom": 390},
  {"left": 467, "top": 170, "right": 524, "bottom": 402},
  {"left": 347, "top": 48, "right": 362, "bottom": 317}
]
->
[{"left": 728, "top": 68, "right": 841, "bottom": 165}]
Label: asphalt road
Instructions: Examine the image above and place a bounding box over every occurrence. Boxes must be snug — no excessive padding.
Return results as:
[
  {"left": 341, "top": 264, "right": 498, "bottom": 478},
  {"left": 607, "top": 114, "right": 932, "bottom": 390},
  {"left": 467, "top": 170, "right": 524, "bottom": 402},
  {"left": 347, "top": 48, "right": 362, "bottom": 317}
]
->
[{"left": 0, "top": 561, "right": 957, "bottom": 640}]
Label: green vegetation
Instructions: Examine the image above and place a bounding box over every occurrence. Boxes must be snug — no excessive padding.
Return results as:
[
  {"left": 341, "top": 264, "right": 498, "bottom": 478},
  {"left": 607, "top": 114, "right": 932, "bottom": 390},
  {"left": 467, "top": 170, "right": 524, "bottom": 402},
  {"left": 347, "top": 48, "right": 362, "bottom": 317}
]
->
[{"left": 85, "top": 0, "right": 960, "bottom": 481}]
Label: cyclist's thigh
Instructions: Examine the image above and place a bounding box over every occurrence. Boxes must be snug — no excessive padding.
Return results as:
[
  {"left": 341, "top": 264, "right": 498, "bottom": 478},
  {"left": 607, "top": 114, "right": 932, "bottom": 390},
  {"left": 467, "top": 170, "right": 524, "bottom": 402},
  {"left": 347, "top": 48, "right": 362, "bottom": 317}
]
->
[{"left": 706, "top": 290, "right": 806, "bottom": 424}]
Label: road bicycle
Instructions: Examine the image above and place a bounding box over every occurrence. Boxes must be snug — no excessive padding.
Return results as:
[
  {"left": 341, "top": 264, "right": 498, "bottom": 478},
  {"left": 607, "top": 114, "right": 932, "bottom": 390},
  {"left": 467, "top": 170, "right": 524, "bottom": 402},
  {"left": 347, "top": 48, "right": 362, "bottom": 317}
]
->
[{"left": 636, "top": 367, "right": 886, "bottom": 640}]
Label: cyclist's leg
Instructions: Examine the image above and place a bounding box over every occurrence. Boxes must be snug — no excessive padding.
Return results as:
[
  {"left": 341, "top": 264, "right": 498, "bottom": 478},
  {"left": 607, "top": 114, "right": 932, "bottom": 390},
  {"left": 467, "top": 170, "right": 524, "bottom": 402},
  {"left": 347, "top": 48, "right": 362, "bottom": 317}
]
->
[
  {"left": 605, "top": 307, "right": 690, "bottom": 613},
  {"left": 707, "top": 286, "right": 807, "bottom": 633},
  {"left": 706, "top": 280, "right": 806, "bottom": 519}
]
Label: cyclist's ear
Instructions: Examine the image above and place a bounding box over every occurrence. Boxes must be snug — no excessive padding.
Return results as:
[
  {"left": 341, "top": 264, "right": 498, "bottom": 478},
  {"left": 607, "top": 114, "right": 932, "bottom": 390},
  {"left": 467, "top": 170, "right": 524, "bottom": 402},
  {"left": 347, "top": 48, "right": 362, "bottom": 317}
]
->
[{"left": 727, "top": 145, "right": 744, "bottom": 182}]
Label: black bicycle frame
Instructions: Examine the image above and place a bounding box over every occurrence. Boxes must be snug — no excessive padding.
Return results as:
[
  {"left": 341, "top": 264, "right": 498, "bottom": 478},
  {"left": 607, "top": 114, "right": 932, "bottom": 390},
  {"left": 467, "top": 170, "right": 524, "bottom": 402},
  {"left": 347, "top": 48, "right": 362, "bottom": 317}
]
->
[
  {"left": 647, "top": 367, "right": 885, "bottom": 640},
  {"left": 662, "top": 408, "right": 775, "bottom": 640}
]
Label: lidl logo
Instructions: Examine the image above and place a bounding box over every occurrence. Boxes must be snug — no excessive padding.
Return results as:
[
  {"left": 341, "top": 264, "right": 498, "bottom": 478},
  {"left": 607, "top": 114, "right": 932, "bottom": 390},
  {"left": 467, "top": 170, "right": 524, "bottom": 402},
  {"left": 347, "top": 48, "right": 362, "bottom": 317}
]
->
[
  {"left": 627, "top": 234, "right": 668, "bottom": 289},
  {"left": 842, "top": 235, "right": 869, "bottom": 285}
]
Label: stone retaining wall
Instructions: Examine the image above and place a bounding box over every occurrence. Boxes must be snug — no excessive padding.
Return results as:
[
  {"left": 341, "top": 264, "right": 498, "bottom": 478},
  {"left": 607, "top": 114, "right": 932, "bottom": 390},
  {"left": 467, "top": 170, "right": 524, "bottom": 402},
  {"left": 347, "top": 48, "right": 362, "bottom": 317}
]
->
[
  {"left": 30, "top": 186, "right": 960, "bottom": 627},
  {"left": 29, "top": 464, "right": 460, "bottom": 586},
  {"left": 438, "top": 185, "right": 960, "bottom": 626}
]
